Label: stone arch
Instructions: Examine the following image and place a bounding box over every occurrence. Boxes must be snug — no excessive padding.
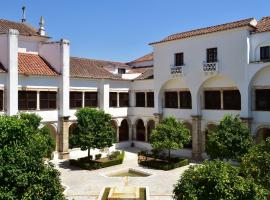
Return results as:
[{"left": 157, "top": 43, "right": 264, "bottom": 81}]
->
[
  {"left": 136, "top": 119, "right": 146, "bottom": 142},
  {"left": 43, "top": 123, "right": 58, "bottom": 151},
  {"left": 255, "top": 126, "right": 270, "bottom": 143},
  {"left": 147, "top": 119, "right": 155, "bottom": 142},
  {"left": 183, "top": 121, "right": 192, "bottom": 149},
  {"left": 119, "top": 119, "right": 129, "bottom": 142}
]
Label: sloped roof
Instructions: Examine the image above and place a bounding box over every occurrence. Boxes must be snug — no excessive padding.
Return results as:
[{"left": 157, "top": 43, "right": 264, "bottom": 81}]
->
[
  {"left": 253, "top": 16, "right": 270, "bottom": 33},
  {"left": 18, "top": 53, "right": 59, "bottom": 76},
  {"left": 70, "top": 57, "right": 123, "bottom": 80},
  {"left": 134, "top": 67, "right": 154, "bottom": 80},
  {"left": 0, "top": 19, "right": 46, "bottom": 37},
  {"left": 128, "top": 53, "right": 153, "bottom": 64},
  {"left": 150, "top": 18, "right": 256, "bottom": 45}
]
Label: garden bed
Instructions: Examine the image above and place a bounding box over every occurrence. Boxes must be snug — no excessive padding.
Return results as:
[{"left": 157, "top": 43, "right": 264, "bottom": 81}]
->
[
  {"left": 138, "top": 151, "right": 189, "bottom": 170},
  {"left": 70, "top": 151, "right": 125, "bottom": 170}
]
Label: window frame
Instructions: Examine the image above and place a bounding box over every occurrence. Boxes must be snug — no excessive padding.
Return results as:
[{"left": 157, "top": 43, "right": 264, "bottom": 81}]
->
[
  {"left": 179, "top": 91, "right": 192, "bottom": 109},
  {"left": 84, "top": 92, "right": 98, "bottom": 108},
  {"left": 204, "top": 90, "right": 221, "bottom": 110},
  {"left": 207, "top": 47, "right": 218, "bottom": 63},
  {"left": 0, "top": 90, "right": 4, "bottom": 111},
  {"left": 118, "top": 68, "right": 126, "bottom": 75},
  {"left": 70, "top": 91, "right": 83, "bottom": 109},
  {"left": 255, "top": 89, "right": 270, "bottom": 111},
  {"left": 146, "top": 92, "right": 154, "bottom": 107},
  {"left": 119, "top": 92, "right": 129, "bottom": 107},
  {"left": 223, "top": 90, "right": 241, "bottom": 110},
  {"left": 175, "top": 52, "right": 184, "bottom": 66},
  {"left": 109, "top": 92, "right": 118, "bottom": 107},
  {"left": 136, "top": 92, "right": 146, "bottom": 107},
  {"left": 165, "top": 91, "right": 178, "bottom": 108},
  {"left": 18, "top": 91, "right": 37, "bottom": 110},
  {"left": 40, "top": 91, "right": 57, "bottom": 110},
  {"left": 260, "top": 46, "right": 270, "bottom": 61}
]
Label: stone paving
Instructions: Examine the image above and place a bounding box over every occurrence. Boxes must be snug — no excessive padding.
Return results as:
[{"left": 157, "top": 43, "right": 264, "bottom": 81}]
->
[{"left": 54, "top": 148, "right": 192, "bottom": 200}]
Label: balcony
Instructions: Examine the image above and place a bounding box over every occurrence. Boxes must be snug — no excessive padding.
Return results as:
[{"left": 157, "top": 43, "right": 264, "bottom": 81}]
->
[
  {"left": 202, "top": 62, "right": 218, "bottom": 74},
  {"left": 170, "top": 65, "right": 184, "bottom": 77}
]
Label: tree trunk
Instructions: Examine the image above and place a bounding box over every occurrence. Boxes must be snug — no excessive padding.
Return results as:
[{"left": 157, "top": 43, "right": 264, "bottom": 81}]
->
[{"left": 88, "top": 148, "right": 91, "bottom": 160}]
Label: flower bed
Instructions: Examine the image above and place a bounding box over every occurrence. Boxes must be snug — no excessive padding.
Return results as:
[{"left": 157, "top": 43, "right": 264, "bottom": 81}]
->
[
  {"left": 70, "top": 151, "right": 125, "bottom": 170},
  {"left": 138, "top": 151, "right": 189, "bottom": 170}
]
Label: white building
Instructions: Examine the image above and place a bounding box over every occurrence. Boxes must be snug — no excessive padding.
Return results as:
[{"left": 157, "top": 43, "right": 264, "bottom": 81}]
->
[{"left": 0, "top": 16, "right": 269, "bottom": 159}]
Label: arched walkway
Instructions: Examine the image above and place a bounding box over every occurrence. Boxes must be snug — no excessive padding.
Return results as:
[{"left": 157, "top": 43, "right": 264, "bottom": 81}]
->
[
  {"left": 183, "top": 122, "right": 192, "bottom": 149},
  {"left": 69, "top": 123, "right": 78, "bottom": 149},
  {"left": 44, "top": 124, "right": 58, "bottom": 151},
  {"left": 256, "top": 127, "right": 270, "bottom": 143},
  {"left": 136, "top": 119, "right": 146, "bottom": 142},
  {"left": 147, "top": 120, "right": 155, "bottom": 142},
  {"left": 119, "top": 119, "right": 129, "bottom": 142}
]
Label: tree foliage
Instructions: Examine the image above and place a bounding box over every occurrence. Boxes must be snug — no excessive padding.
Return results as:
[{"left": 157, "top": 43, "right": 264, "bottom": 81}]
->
[
  {"left": 206, "top": 115, "right": 252, "bottom": 160},
  {"left": 0, "top": 114, "right": 65, "bottom": 200},
  {"left": 71, "top": 108, "right": 116, "bottom": 159},
  {"left": 150, "top": 117, "right": 191, "bottom": 158},
  {"left": 241, "top": 138, "right": 270, "bottom": 191},
  {"left": 173, "top": 160, "right": 269, "bottom": 200}
]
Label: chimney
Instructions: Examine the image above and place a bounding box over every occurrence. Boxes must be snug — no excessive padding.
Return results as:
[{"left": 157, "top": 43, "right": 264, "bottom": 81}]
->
[
  {"left": 38, "top": 16, "right": 46, "bottom": 36},
  {"left": 21, "top": 6, "right": 26, "bottom": 23}
]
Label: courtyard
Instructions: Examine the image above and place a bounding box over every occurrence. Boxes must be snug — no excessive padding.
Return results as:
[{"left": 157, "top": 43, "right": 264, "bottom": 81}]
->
[{"left": 55, "top": 148, "right": 192, "bottom": 200}]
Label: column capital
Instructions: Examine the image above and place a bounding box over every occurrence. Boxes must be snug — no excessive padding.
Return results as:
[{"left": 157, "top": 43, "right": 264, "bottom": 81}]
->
[
  {"left": 191, "top": 115, "right": 202, "bottom": 120},
  {"left": 8, "top": 29, "right": 19, "bottom": 35}
]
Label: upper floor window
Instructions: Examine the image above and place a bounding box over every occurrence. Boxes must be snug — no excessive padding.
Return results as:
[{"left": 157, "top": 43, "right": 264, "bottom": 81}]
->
[
  {"left": 146, "top": 92, "right": 154, "bottom": 107},
  {"left": 85, "top": 92, "right": 98, "bottom": 107},
  {"left": 223, "top": 90, "right": 241, "bottom": 110},
  {"left": 260, "top": 46, "right": 270, "bottom": 61},
  {"left": 175, "top": 53, "right": 184, "bottom": 66},
  {"left": 207, "top": 48, "right": 218, "bottom": 63},
  {"left": 136, "top": 92, "right": 145, "bottom": 107},
  {"left": 40, "top": 91, "right": 57, "bottom": 110},
  {"left": 165, "top": 92, "right": 178, "bottom": 108},
  {"left": 118, "top": 68, "right": 126, "bottom": 75},
  {"left": 0, "top": 90, "right": 3, "bottom": 111},
  {"left": 180, "top": 91, "right": 192, "bottom": 109},
  {"left": 70, "top": 92, "right": 83, "bottom": 109},
  {"left": 19, "top": 91, "right": 37, "bottom": 110},
  {"left": 256, "top": 89, "right": 270, "bottom": 111},
  {"left": 119, "top": 93, "right": 129, "bottom": 107},
  {"left": 204, "top": 90, "right": 221, "bottom": 110},
  {"left": 109, "top": 92, "right": 117, "bottom": 107}
]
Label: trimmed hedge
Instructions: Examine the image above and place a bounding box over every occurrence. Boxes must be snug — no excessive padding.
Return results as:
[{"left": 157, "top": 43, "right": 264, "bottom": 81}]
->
[{"left": 70, "top": 151, "right": 125, "bottom": 170}]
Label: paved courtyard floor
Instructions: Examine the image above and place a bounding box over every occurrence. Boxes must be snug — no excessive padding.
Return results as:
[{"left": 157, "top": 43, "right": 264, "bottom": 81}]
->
[{"left": 54, "top": 148, "right": 193, "bottom": 200}]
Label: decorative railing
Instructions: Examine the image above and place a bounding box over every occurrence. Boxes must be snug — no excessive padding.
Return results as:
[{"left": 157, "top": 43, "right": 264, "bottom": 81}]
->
[
  {"left": 170, "top": 65, "right": 184, "bottom": 76},
  {"left": 202, "top": 62, "right": 218, "bottom": 73}
]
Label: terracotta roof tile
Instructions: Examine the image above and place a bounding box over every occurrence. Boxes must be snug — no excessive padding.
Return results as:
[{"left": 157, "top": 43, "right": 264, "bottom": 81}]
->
[
  {"left": 18, "top": 53, "right": 59, "bottom": 76},
  {"left": 70, "top": 57, "right": 123, "bottom": 80},
  {"left": 134, "top": 67, "right": 154, "bottom": 80},
  {"left": 128, "top": 53, "right": 153, "bottom": 64},
  {"left": 253, "top": 16, "right": 270, "bottom": 33},
  {"left": 150, "top": 18, "right": 256, "bottom": 45},
  {"left": 0, "top": 19, "right": 46, "bottom": 37}
]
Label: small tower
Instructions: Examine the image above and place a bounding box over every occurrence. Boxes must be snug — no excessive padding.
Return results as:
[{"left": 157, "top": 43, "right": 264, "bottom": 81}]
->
[
  {"left": 38, "top": 16, "right": 46, "bottom": 36},
  {"left": 21, "top": 6, "right": 26, "bottom": 23}
]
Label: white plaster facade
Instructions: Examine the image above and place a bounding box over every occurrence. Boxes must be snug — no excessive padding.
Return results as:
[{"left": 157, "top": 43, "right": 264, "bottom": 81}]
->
[{"left": 0, "top": 17, "right": 270, "bottom": 159}]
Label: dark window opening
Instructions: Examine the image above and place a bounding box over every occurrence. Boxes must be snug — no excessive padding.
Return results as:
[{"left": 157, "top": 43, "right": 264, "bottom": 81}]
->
[
  {"left": 85, "top": 92, "right": 98, "bottom": 107},
  {"left": 180, "top": 91, "right": 192, "bottom": 109},
  {"left": 0, "top": 90, "right": 3, "bottom": 111},
  {"left": 204, "top": 91, "right": 221, "bottom": 110},
  {"left": 256, "top": 89, "right": 270, "bottom": 111},
  {"left": 223, "top": 90, "right": 241, "bottom": 110},
  {"left": 70, "top": 92, "right": 83, "bottom": 109},
  {"left": 175, "top": 53, "right": 184, "bottom": 66},
  {"left": 40, "top": 91, "right": 57, "bottom": 110},
  {"left": 136, "top": 92, "right": 145, "bottom": 107},
  {"left": 260, "top": 46, "right": 270, "bottom": 61},
  {"left": 165, "top": 92, "right": 178, "bottom": 108},
  {"left": 146, "top": 92, "right": 154, "bottom": 107},
  {"left": 118, "top": 68, "right": 126, "bottom": 74},
  {"left": 18, "top": 91, "right": 37, "bottom": 110},
  {"left": 109, "top": 92, "right": 118, "bottom": 107},
  {"left": 207, "top": 48, "right": 218, "bottom": 63},
  {"left": 119, "top": 93, "right": 129, "bottom": 107}
]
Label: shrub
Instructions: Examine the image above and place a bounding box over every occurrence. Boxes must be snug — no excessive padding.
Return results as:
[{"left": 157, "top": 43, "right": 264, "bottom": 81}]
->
[
  {"left": 139, "top": 158, "right": 188, "bottom": 170},
  {"left": 241, "top": 138, "right": 270, "bottom": 191},
  {"left": 206, "top": 115, "right": 252, "bottom": 160},
  {"left": 95, "top": 153, "right": 102, "bottom": 160},
  {"left": 173, "top": 160, "right": 269, "bottom": 200},
  {"left": 150, "top": 117, "right": 191, "bottom": 158}
]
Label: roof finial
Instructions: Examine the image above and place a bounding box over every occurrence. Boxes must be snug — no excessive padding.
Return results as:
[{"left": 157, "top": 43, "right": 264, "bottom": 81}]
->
[
  {"left": 38, "top": 16, "right": 46, "bottom": 36},
  {"left": 21, "top": 6, "right": 26, "bottom": 23}
]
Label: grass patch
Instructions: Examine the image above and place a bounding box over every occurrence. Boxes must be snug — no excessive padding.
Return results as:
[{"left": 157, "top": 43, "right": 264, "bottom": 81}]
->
[
  {"left": 138, "top": 151, "right": 189, "bottom": 170},
  {"left": 70, "top": 151, "right": 125, "bottom": 170}
]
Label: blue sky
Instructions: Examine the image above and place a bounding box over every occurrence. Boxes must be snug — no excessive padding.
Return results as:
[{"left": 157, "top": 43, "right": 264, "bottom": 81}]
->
[{"left": 0, "top": 0, "right": 270, "bottom": 62}]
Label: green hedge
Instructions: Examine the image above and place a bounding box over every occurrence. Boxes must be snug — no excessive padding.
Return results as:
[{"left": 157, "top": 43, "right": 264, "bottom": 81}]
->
[
  {"left": 138, "top": 152, "right": 189, "bottom": 170},
  {"left": 70, "top": 151, "right": 125, "bottom": 170}
]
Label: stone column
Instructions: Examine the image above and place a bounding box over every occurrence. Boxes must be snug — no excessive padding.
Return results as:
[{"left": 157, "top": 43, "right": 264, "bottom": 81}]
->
[
  {"left": 153, "top": 113, "right": 162, "bottom": 125},
  {"left": 116, "top": 125, "right": 119, "bottom": 142},
  {"left": 145, "top": 122, "right": 148, "bottom": 142},
  {"left": 191, "top": 115, "right": 203, "bottom": 161},
  {"left": 58, "top": 116, "right": 70, "bottom": 159},
  {"left": 128, "top": 123, "right": 133, "bottom": 142}
]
